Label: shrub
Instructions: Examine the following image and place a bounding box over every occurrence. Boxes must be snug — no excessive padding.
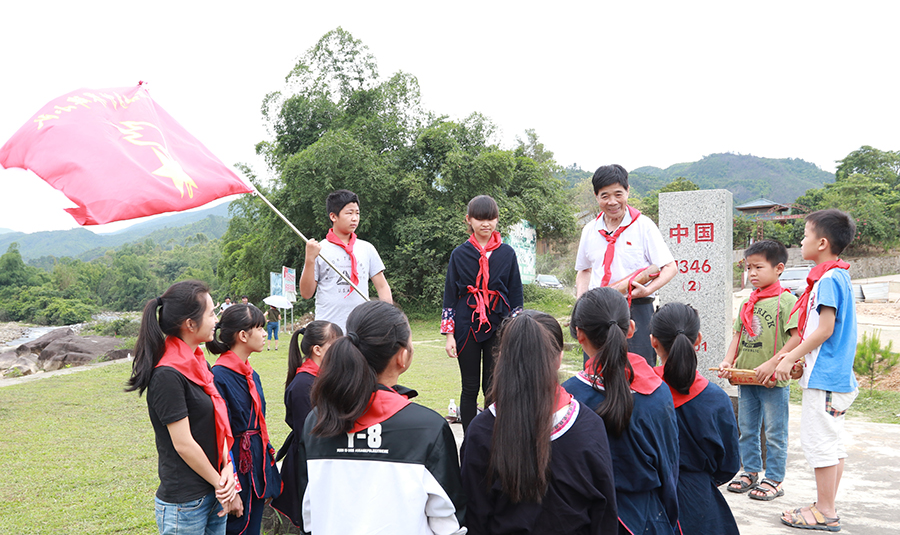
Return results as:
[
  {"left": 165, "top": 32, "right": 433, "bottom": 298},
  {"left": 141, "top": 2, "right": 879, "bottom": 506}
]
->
[{"left": 854, "top": 330, "right": 898, "bottom": 390}]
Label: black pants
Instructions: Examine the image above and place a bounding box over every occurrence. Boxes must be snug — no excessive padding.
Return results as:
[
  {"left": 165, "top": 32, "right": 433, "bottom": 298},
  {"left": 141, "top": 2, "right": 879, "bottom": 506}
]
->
[
  {"left": 581, "top": 299, "right": 657, "bottom": 368},
  {"left": 629, "top": 300, "right": 657, "bottom": 367},
  {"left": 456, "top": 332, "right": 497, "bottom": 433}
]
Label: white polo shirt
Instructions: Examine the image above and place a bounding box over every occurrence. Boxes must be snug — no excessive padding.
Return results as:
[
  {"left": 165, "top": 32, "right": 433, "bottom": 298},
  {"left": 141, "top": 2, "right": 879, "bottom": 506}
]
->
[{"left": 575, "top": 210, "right": 674, "bottom": 293}]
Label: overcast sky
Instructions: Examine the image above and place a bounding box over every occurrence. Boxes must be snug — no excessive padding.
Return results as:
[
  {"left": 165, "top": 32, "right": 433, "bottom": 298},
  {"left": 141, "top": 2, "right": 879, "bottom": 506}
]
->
[{"left": 1, "top": 1, "right": 897, "bottom": 234}]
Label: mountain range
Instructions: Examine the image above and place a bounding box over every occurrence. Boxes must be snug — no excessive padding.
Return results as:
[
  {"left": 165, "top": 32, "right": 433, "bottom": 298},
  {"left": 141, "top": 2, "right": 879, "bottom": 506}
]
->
[
  {"left": 627, "top": 153, "right": 834, "bottom": 204},
  {"left": 2, "top": 202, "right": 232, "bottom": 262}
]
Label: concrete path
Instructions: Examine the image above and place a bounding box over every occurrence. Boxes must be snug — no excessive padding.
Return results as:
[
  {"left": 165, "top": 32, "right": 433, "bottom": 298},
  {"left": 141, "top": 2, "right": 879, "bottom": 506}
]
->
[{"left": 723, "top": 404, "right": 900, "bottom": 534}]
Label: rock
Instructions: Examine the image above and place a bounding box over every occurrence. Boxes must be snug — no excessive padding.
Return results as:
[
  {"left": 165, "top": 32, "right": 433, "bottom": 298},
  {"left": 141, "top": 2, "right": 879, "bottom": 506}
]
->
[
  {"left": 9, "top": 355, "right": 39, "bottom": 376},
  {"left": 38, "top": 335, "right": 121, "bottom": 368},
  {"left": 16, "top": 328, "right": 74, "bottom": 357},
  {"left": 0, "top": 349, "right": 17, "bottom": 370},
  {"left": 2, "top": 330, "right": 130, "bottom": 375},
  {"left": 105, "top": 348, "right": 132, "bottom": 361},
  {"left": 44, "top": 352, "right": 96, "bottom": 372}
]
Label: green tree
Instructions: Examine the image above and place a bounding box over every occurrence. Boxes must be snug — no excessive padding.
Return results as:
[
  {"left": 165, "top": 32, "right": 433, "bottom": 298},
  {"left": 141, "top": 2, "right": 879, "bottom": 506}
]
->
[
  {"left": 835, "top": 145, "right": 900, "bottom": 186},
  {"left": 0, "top": 243, "right": 30, "bottom": 287},
  {"left": 820, "top": 174, "right": 898, "bottom": 250},
  {"left": 229, "top": 28, "right": 575, "bottom": 311}
]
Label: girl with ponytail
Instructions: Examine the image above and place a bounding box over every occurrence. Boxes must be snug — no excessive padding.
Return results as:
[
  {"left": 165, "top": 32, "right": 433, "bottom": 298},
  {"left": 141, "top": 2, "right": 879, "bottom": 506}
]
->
[
  {"left": 208, "top": 304, "right": 282, "bottom": 535},
  {"left": 561, "top": 287, "right": 680, "bottom": 535},
  {"left": 649, "top": 303, "right": 740, "bottom": 535},
  {"left": 270, "top": 320, "right": 342, "bottom": 528},
  {"left": 297, "top": 300, "right": 466, "bottom": 534},
  {"left": 126, "top": 280, "right": 239, "bottom": 534},
  {"left": 460, "top": 311, "right": 618, "bottom": 534}
]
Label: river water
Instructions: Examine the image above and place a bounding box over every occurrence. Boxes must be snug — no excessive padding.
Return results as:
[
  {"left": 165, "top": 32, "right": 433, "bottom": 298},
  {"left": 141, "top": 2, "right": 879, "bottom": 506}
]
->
[{"left": 3, "top": 326, "right": 72, "bottom": 348}]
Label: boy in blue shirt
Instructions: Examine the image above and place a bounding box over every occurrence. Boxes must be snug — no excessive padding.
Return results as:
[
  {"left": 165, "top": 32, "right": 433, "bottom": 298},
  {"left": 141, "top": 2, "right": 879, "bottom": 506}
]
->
[{"left": 773, "top": 209, "right": 858, "bottom": 532}]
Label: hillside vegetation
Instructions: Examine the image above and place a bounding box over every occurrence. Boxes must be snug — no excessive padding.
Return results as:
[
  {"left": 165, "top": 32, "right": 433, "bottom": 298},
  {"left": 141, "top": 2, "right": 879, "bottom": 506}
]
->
[
  {"left": 628, "top": 153, "right": 834, "bottom": 204},
  {"left": 1, "top": 203, "right": 231, "bottom": 261}
]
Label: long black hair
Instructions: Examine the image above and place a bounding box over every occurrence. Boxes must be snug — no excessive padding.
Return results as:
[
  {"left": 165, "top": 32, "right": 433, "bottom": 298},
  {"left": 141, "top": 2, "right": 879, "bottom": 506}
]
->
[
  {"left": 206, "top": 304, "right": 266, "bottom": 355},
  {"left": 489, "top": 312, "right": 560, "bottom": 503},
  {"left": 570, "top": 287, "right": 634, "bottom": 437},
  {"left": 650, "top": 302, "right": 700, "bottom": 395},
  {"left": 310, "top": 301, "right": 410, "bottom": 437},
  {"left": 126, "top": 280, "right": 210, "bottom": 395},
  {"left": 286, "top": 320, "right": 342, "bottom": 387}
]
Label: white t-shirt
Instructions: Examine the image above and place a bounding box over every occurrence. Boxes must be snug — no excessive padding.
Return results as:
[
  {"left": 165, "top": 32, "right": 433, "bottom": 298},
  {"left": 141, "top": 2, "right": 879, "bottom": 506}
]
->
[
  {"left": 314, "top": 239, "right": 385, "bottom": 332},
  {"left": 575, "top": 210, "right": 674, "bottom": 293}
]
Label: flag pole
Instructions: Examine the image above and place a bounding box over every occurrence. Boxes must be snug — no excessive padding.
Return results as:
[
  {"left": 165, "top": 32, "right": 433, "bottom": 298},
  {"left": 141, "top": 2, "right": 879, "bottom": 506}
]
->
[{"left": 251, "top": 190, "right": 369, "bottom": 301}]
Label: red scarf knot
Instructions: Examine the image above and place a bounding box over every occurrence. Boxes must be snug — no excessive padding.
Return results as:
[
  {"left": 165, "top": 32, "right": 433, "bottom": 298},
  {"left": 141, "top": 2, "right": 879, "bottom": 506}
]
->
[
  {"left": 466, "top": 232, "right": 504, "bottom": 333},
  {"left": 236, "top": 429, "right": 260, "bottom": 474},
  {"left": 741, "top": 282, "right": 790, "bottom": 338},
  {"left": 156, "top": 337, "right": 234, "bottom": 470},
  {"left": 789, "top": 260, "right": 850, "bottom": 336},
  {"left": 326, "top": 228, "right": 359, "bottom": 287},
  {"left": 598, "top": 205, "right": 642, "bottom": 287}
]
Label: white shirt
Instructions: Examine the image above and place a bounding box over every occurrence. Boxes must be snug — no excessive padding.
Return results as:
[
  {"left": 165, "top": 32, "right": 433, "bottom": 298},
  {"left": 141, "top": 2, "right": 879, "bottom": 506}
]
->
[
  {"left": 314, "top": 238, "right": 385, "bottom": 332},
  {"left": 575, "top": 210, "right": 674, "bottom": 293}
]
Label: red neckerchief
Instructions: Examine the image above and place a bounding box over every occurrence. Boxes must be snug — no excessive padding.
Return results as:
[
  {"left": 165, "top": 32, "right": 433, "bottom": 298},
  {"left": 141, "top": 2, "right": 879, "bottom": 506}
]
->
[
  {"left": 653, "top": 367, "right": 709, "bottom": 408},
  {"left": 156, "top": 337, "right": 233, "bottom": 469},
  {"left": 789, "top": 260, "right": 850, "bottom": 336},
  {"left": 741, "top": 282, "right": 790, "bottom": 337},
  {"left": 213, "top": 351, "right": 271, "bottom": 457},
  {"left": 325, "top": 228, "right": 359, "bottom": 286},
  {"left": 350, "top": 385, "right": 411, "bottom": 433},
  {"left": 554, "top": 385, "right": 573, "bottom": 412},
  {"left": 466, "top": 231, "right": 504, "bottom": 333},
  {"left": 296, "top": 358, "right": 319, "bottom": 377},
  {"left": 598, "top": 205, "right": 642, "bottom": 287},
  {"left": 583, "top": 352, "right": 662, "bottom": 395}
]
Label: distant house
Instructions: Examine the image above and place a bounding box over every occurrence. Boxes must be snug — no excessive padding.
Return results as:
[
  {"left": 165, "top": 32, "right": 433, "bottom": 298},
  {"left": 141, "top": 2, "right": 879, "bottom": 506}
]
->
[{"left": 735, "top": 198, "right": 792, "bottom": 220}]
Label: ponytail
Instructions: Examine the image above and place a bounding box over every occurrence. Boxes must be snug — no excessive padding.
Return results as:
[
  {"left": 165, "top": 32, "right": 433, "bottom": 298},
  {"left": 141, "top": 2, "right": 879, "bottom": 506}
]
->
[
  {"left": 127, "top": 280, "right": 210, "bottom": 394},
  {"left": 286, "top": 330, "right": 304, "bottom": 388},
  {"left": 490, "top": 313, "right": 558, "bottom": 503},
  {"left": 287, "top": 321, "right": 343, "bottom": 387},
  {"left": 310, "top": 337, "right": 376, "bottom": 437},
  {"left": 310, "top": 301, "right": 410, "bottom": 437},
  {"left": 650, "top": 302, "right": 700, "bottom": 395},
  {"left": 570, "top": 287, "right": 634, "bottom": 437}
]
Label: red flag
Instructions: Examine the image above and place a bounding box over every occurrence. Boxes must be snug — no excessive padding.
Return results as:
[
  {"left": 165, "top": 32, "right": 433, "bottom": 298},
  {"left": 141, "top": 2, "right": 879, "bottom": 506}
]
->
[{"left": 0, "top": 83, "right": 252, "bottom": 225}]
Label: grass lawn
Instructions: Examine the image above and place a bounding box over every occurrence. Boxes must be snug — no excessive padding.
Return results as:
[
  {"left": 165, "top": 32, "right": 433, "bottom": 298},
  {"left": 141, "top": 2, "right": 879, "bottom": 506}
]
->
[
  {"left": 0, "top": 290, "right": 578, "bottom": 534},
  {"left": 4, "top": 287, "right": 894, "bottom": 533}
]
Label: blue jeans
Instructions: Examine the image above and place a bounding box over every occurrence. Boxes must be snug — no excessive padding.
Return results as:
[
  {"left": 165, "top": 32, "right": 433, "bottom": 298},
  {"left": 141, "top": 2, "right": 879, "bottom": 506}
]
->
[
  {"left": 266, "top": 321, "right": 279, "bottom": 340},
  {"left": 738, "top": 384, "right": 789, "bottom": 482},
  {"left": 155, "top": 490, "right": 226, "bottom": 535}
]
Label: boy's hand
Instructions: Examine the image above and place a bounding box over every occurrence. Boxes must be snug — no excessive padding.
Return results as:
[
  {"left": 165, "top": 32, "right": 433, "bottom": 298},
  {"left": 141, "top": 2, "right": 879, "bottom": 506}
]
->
[
  {"left": 305, "top": 239, "right": 322, "bottom": 262},
  {"left": 754, "top": 359, "right": 778, "bottom": 386},
  {"left": 716, "top": 360, "right": 733, "bottom": 379},
  {"left": 774, "top": 355, "right": 795, "bottom": 382}
]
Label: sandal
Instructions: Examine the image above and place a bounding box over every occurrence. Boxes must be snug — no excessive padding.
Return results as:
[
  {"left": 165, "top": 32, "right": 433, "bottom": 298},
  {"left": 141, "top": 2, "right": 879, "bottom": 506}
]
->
[
  {"left": 781, "top": 504, "right": 840, "bottom": 531},
  {"left": 727, "top": 472, "right": 759, "bottom": 493},
  {"left": 749, "top": 478, "right": 784, "bottom": 501}
]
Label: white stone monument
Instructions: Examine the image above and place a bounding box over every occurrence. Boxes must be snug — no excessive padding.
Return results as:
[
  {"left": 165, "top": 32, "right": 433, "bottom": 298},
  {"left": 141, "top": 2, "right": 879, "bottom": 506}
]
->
[{"left": 658, "top": 189, "right": 733, "bottom": 387}]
